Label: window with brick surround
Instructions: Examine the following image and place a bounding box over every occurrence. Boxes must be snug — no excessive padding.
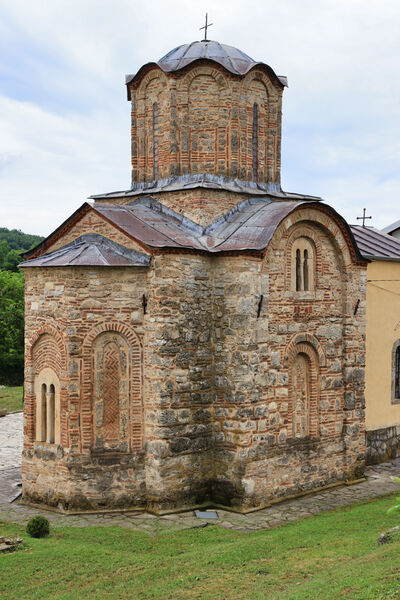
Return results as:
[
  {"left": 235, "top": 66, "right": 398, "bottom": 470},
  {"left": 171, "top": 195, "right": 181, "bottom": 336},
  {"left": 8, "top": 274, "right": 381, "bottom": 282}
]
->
[
  {"left": 292, "top": 238, "right": 315, "bottom": 292},
  {"left": 35, "top": 370, "right": 60, "bottom": 444}
]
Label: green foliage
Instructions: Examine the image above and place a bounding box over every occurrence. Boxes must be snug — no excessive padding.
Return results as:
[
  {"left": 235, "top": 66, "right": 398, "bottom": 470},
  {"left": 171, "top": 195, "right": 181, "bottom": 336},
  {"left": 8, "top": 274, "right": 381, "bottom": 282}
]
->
[
  {"left": 0, "top": 228, "right": 43, "bottom": 384},
  {"left": 0, "top": 386, "right": 24, "bottom": 412},
  {"left": 0, "top": 270, "right": 24, "bottom": 385},
  {"left": 26, "top": 516, "right": 50, "bottom": 538},
  {"left": 387, "top": 478, "right": 400, "bottom": 515},
  {"left": 0, "top": 227, "right": 44, "bottom": 272},
  {"left": 0, "top": 227, "right": 43, "bottom": 252}
]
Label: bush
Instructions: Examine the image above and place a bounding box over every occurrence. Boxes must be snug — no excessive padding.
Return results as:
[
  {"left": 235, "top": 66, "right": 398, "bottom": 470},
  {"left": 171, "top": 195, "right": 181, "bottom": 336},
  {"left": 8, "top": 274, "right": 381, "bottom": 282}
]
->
[{"left": 26, "top": 516, "right": 50, "bottom": 538}]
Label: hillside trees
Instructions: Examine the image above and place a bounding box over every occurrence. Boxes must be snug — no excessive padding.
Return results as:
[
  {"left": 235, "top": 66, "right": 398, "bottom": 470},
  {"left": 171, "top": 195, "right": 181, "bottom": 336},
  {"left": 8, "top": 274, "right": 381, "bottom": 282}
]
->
[
  {"left": 0, "top": 228, "right": 44, "bottom": 385},
  {"left": 0, "top": 270, "right": 24, "bottom": 385}
]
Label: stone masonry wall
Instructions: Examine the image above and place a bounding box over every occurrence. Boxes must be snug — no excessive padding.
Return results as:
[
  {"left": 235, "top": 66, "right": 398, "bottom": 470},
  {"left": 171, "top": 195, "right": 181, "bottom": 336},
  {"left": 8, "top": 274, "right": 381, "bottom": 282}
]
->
[
  {"left": 129, "top": 62, "right": 283, "bottom": 186},
  {"left": 144, "top": 253, "right": 215, "bottom": 511},
  {"left": 22, "top": 203, "right": 367, "bottom": 513},
  {"left": 211, "top": 206, "right": 366, "bottom": 509},
  {"left": 23, "top": 266, "right": 149, "bottom": 510},
  {"left": 366, "top": 426, "right": 400, "bottom": 465}
]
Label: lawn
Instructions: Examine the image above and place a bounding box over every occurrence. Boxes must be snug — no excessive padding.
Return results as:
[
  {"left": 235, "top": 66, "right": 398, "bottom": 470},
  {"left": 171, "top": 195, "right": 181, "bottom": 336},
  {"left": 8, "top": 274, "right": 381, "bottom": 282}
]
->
[
  {"left": 1, "top": 494, "right": 400, "bottom": 599},
  {"left": 0, "top": 385, "right": 23, "bottom": 413}
]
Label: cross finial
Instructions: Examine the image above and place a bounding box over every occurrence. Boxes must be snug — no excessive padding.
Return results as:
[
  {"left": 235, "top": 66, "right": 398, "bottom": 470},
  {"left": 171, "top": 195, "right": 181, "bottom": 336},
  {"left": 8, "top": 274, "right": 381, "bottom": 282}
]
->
[
  {"left": 200, "top": 13, "right": 213, "bottom": 42},
  {"left": 356, "top": 208, "right": 372, "bottom": 227}
]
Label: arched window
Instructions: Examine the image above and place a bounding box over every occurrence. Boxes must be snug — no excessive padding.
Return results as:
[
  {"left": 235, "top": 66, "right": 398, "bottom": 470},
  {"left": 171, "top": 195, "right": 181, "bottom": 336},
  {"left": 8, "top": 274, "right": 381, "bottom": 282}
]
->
[
  {"left": 296, "top": 249, "right": 301, "bottom": 291},
  {"left": 48, "top": 384, "right": 55, "bottom": 444},
  {"left": 153, "top": 102, "right": 159, "bottom": 181},
  {"left": 38, "top": 383, "right": 47, "bottom": 442},
  {"left": 292, "top": 238, "right": 315, "bottom": 292},
  {"left": 252, "top": 103, "right": 259, "bottom": 182},
  {"left": 35, "top": 369, "right": 60, "bottom": 444},
  {"left": 303, "top": 249, "right": 309, "bottom": 291},
  {"left": 392, "top": 340, "right": 400, "bottom": 404}
]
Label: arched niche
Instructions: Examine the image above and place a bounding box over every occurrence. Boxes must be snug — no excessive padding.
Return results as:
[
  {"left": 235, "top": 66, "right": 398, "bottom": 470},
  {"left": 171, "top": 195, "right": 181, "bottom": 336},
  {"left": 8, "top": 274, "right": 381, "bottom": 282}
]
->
[
  {"left": 286, "top": 340, "right": 321, "bottom": 439},
  {"left": 188, "top": 73, "right": 221, "bottom": 173},
  {"left": 82, "top": 322, "right": 143, "bottom": 453},
  {"left": 26, "top": 326, "right": 67, "bottom": 447}
]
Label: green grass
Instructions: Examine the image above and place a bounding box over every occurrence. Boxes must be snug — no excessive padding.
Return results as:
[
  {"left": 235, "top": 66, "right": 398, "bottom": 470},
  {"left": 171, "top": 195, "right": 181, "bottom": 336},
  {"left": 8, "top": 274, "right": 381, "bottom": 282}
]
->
[
  {"left": 0, "top": 385, "right": 23, "bottom": 413},
  {"left": 2, "top": 495, "right": 400, "bottom": 599}
]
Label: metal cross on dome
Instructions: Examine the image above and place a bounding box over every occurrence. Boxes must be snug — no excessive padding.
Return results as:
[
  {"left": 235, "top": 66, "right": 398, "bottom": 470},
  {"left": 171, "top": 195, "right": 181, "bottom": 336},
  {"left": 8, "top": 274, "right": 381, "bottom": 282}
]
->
[
  {"left": 356, "top": 208, "right": 372, "bottom": 228},
  {"left": 200, "top": 13, "right": 213, "bottom": 41}
]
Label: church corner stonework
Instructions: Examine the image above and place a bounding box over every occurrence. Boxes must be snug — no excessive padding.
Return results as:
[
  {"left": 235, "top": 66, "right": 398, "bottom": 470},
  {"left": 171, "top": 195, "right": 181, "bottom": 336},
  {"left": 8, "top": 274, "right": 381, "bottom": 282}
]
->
[{"left": 21, "top": 40, "right": 368, "bottom": 514}]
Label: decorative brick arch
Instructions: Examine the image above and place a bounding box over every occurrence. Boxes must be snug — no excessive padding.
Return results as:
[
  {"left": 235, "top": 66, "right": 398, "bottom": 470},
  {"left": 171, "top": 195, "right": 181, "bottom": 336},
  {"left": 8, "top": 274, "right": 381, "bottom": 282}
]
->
[
  {"left": 81, "top": 321, "right": 143, "bottom": 452},
  {"left": 137, "top": 68, "right": 168, "bottom": 99},
  {"left": 25, "top": 323, "right": 68, "bottom": 448},
  {"left": 242, "top": 70, "right": 281, "bottom": 183},
  {"left": 179, "top": 65, "right": 228, "bottom": 91},
  {"left": 242, "top": 69, "right": 276, "bottom": 98},
  {"left": 26, "top": 322, "right": 67, "bottom": 370},
  {"left": 284, "top": 338, "right": 322, "bottom": 439},
  {"left": 284, "top": 333, "right": 326, "bottom": 368}
]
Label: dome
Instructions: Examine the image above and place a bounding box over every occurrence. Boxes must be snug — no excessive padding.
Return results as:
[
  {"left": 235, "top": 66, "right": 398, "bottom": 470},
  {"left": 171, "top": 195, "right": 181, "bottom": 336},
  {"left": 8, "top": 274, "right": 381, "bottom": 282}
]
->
[
  {"left": 125, "top": 40, "right": 287, "bottom": 90},
  {"left": 158, "top": 40, "right": 256, "bottom": 76}
]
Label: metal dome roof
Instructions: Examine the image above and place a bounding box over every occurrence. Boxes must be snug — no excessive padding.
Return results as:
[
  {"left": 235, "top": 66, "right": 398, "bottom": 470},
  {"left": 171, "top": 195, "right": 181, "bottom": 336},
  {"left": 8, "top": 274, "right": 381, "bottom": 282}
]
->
[
  {"left": 125, "top": 40, "right": 287, "bottom": 96},
  {"left": 158, "top": 40, "right": 256, "bottom": 76}
]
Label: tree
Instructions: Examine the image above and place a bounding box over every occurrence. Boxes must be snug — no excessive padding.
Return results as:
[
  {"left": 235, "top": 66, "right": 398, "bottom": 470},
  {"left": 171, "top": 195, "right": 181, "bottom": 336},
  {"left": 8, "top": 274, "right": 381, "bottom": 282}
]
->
[{"left": 0, "top": 270, "right": 24, "bottom": 385}]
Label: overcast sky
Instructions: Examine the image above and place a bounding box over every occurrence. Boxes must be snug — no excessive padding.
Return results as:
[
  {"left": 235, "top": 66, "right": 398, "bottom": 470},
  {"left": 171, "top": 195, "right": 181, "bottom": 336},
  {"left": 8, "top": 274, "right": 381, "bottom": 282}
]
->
[{"left": 0, "top": 0, "right": 399, "bottom": 236}]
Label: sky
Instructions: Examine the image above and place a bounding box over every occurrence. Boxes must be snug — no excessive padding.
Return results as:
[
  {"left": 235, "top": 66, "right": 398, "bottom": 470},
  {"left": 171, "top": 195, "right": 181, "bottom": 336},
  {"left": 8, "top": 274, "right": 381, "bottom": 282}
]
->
[{"left": 0, "top": 0, "right": 399, "bottom": 236}]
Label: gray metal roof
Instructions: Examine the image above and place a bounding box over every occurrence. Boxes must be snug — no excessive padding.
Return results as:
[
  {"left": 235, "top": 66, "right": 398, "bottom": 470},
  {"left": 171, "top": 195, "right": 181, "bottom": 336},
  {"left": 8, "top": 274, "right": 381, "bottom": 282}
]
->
[
  {"left": 350, "top": 225, "right": 400, "bottom": 261},
  {"left": 90, "top": 173, "right": 321, "bottom": 201},
  {"left": 20, "top": 234, "right": 151, "bottom": 268},
  {"left": 382, "top": 219, "right": 400, "bottom": 235},
  {"left": 23, "top": 198, "right": 364, "bottom": 265},
  {"left": 95, "top": 197, "right": 307, "bottom": 252},
  {"left": 125, "top": 40, "right": 287, "bottom": 97}
]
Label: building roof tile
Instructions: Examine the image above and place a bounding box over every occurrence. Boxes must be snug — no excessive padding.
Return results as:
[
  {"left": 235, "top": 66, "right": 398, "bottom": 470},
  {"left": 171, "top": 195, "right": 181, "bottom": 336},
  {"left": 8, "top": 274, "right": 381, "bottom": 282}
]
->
[{"left": 350, "top": 225, "right": 400, "bottom": 261}]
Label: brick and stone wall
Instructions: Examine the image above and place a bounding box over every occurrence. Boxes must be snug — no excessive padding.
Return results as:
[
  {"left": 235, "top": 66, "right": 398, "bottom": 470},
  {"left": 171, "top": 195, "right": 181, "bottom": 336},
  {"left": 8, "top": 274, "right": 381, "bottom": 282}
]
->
[
  {"left": 22, "top": 266, "right": 148, "bottom": 510},
  {"left": 209, "top": 206, "right": 366, "bottom": 509},
  {"left": 22, "top": 202, "right": 367, "bottom": 513},
  {"left": 128, "top": 62, "right": 283, "bottom": 187}
]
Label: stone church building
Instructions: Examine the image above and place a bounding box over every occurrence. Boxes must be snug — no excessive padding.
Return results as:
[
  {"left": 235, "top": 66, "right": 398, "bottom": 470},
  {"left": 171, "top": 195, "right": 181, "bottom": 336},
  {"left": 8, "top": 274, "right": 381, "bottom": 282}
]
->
[{"left": 21, "top": 40, "right": 367, "bottom": 513}]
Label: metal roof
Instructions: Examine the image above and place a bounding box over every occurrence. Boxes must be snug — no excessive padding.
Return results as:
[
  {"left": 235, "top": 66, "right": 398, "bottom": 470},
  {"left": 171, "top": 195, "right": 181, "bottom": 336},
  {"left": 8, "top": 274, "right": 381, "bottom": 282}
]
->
[
  {"left": 94, "top": 197, "right": 309, "bottom": 252},
  {"left": 93, "top": 196, "right": 362, "bottom": 258},
  {"left": 90, "top": 173, "right": 322, "bottom": 201},
  {"left": 20, "top": 234, "right": 151, "bottom": 268},
  {"left": 22, "top": 197, "right": 364, "bottom": 265},
  {"left": 350, "top": 225, "right": 400, "bottom": 261},
  {"left": 125, "top": 40, "right": 287, "bottom": 97},
  {"left": 382, "top": 219, "right": 400, "bottom": 235}
]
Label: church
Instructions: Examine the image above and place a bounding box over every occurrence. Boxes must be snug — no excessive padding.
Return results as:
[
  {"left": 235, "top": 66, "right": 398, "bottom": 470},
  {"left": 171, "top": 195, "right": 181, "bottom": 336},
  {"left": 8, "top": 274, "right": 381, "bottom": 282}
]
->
[{"left": 20, "top": 37, "right": 368, "bottom": 514}]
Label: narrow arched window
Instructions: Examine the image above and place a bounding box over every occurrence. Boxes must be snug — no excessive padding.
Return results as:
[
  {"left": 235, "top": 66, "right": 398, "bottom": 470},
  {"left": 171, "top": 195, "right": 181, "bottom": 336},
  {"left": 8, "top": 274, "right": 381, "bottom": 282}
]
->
[
  {"left": 48, "top": 384, "right": 55, "bottom": 444},
  {"left": 292, "top": 238, "right": 315, "bottom": 292},
  {"left": 395, "top": 346, "right": 400, "bottom": 399},
  {"left": 153, "top": 102, "right": 159, "bottom": 181},
  {"left": 303, "top": 249, "right": 309, "bottom": 291},
  {"left": 40, "top": 383, "right": 47, "bottom": 442},
  {"left": 296, "top": 249, "right": 301, "bottom": 291},
  {"left": 252, "top": 103, "right": 259, "bottom": 182}
]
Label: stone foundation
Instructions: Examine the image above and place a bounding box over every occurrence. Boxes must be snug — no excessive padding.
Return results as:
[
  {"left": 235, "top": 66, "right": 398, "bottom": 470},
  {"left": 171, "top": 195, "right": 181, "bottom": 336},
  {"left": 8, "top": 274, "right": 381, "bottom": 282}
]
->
[{"left": 366, "top": 426, "right": 400, "bottom": 465}]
